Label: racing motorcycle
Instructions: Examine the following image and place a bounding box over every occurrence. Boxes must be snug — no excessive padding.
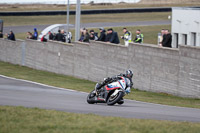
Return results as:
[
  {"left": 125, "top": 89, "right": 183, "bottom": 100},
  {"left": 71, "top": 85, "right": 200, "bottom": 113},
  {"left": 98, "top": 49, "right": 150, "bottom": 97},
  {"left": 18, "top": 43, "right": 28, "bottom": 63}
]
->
[{"left": 87, "top": 76, "right": 131, "bottom": 105}]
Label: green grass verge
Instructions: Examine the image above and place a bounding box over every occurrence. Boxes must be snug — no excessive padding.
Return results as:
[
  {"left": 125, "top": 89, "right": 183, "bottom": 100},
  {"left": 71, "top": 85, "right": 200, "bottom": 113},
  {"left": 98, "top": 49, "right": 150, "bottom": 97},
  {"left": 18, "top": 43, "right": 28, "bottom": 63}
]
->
[
  {"left": 0, "top": 61, "right": 199, "bottom": 109},
  {"left": 1, "top": 2, "right": 200, "bottom": 11},
  {"left": 0, "top": 106, "right": 200, "bottom": 133},
  {"left": 1, "top": 12, "right": 171, "bottom": 26}
]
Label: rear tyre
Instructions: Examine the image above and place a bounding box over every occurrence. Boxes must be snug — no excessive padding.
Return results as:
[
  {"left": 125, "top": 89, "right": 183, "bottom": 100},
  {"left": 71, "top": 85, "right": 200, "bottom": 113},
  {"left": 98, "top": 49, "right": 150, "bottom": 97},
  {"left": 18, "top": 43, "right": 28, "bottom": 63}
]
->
[
  {"left": 87, "top": 90, "right": 96, "bottom": 104},
  {"left": 107, "top": 91, "right": 124, "bottom": 106}
]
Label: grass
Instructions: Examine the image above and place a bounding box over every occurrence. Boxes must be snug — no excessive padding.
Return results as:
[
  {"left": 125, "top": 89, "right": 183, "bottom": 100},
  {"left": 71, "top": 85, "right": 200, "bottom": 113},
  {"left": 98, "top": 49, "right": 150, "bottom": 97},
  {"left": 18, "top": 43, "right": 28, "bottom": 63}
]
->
[
  {"left": 0, "top": 106, "right": 200, "bottom": 133},
  {"left": 0, "top": 61, "right": 199, "bottom": 109},
  {"left": 0, "top": 1, "right": 200, "bottom": 11},
  {"left": 1, "top": 12, "right": 171, "bottom": 26}
]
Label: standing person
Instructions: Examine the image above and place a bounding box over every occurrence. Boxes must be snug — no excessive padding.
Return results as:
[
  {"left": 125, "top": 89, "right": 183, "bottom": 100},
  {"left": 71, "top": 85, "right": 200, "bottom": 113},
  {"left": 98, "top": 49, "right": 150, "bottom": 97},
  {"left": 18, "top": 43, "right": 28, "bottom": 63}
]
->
[
  {"left": 83, "top": 29, "right": 90, "bottom": 43},
  {"left": 158, "top": 29, "right": 165, "bottom": 46},
  {"left": 162, "top": 29, "right": 172, "bottom": 48},
  {"left": 26, "top": 31, "right": 34, "bottom": 39},
  {"left": 6, "top": 30, "right": 15, "bottom": 41},
  {"left": 60, "top": 29, "right": 66, "bottom": 42},
  {"left": 79, "top": 28, "right": 85, "bottom": 42},
  {"left": 48, "top": 31, "right": 54, "bottom": 40},
  {"left": 133, "top": 29, "right": 143, "bottom": 44},
  {"left": 98, "top": 27, "right": 106, "bottom": 42},
  {"left": 67, "top": 32, "right": 72, "bottom": 43},
  {"left": 33, "top": 28, "right": 38, "bottom": 40},
  {"left": 105, "top": 29, "right": 112, "bottom": 42},
  {"left": 89, "top": 29, "right": 98, "bottom": 41},
  {"left": 55, "top": 30, "right": 64, "bottom": 42},
  {"left": 107, "top": 28, "right": 120, "bottom": 44},
  {"left": 121, "top": 27, "right": 132, "bottom": 46}
]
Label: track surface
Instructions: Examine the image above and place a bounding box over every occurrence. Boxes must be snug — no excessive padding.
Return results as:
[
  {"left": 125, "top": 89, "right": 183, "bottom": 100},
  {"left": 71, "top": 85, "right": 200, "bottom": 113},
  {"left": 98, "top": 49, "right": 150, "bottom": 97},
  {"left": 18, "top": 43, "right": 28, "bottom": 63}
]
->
[
  {"left": 0, "top": 75, "right": 200, "bottom": 122},
  {"left": 3, "top": 20, "right": 171, "bottom": 33}
]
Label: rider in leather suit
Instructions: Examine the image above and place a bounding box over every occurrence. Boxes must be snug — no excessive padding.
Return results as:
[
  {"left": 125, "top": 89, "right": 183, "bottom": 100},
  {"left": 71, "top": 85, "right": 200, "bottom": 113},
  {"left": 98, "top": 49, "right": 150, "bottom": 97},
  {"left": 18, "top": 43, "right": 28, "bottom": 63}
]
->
[{"left": 95, "top": 70, "right": 133, "bottom": 93}]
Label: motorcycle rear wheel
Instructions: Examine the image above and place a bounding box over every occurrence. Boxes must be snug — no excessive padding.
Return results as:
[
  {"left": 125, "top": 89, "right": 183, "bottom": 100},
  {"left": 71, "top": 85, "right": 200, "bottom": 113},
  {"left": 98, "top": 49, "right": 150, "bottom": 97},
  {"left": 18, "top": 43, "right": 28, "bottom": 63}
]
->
[{"left": 107, "top": 91, "right": 124, "bottom": 105}]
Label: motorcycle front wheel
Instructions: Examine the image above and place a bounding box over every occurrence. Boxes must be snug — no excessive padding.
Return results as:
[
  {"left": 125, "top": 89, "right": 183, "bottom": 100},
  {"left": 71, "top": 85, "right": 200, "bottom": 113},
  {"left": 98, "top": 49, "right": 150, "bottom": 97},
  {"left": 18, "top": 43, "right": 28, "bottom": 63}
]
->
[
  {"left": 87, "top": 90, "right": 96, "bottom": 104},
  {"left": 107, "top": 91, "right": 124, "bottom": 105}
]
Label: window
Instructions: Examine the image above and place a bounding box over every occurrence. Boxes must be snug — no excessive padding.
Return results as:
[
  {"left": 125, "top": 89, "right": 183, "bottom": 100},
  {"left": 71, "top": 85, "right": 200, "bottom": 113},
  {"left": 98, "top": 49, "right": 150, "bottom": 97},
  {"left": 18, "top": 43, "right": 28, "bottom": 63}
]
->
[
  {"left": 191, "top": 32, "right": 196, "bottom": 46},
  {"left": 174, "top": 33, "right": 179, "bottom": 48},
  {"left": 182, "top": 34, "right": 187, "bottom": 45}
]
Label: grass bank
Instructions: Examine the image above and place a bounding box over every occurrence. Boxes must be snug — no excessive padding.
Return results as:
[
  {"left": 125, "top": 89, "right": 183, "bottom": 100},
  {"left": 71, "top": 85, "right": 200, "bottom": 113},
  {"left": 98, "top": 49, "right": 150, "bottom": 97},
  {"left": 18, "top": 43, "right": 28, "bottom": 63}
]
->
[
  {"left": 0, "top": 61, "right": 199, "bottom": 109},
  {"left": 0, "top": 2, "right": 200, "bottom": 12},
  {"left": 0, "top": 106, "right": 200, "bottom": 133},
  {"left": 1, "top": 12, "right": 171, "bottom": 26}
]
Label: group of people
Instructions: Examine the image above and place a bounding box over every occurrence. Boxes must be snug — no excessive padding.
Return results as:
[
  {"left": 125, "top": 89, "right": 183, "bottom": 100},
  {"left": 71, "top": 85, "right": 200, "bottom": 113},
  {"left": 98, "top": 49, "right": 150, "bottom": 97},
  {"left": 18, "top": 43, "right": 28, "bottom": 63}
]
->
[
  {"left": 26, "top": 28, "right": 38, "bottom": 40},
  {"left": 79, "top": 27, "right": 121, "bottom": 44},
  {"left": 79, "top": 27, "right": 144, "bottom": 46},
  {"left": 0, "top": 30, "right": 16, "bottom": 41},
  {"left": 1, "top": 27, "right": 172, "bottom": 49},
  {"left": 41, "top": 30, "right": 72, "bottom": 43},
  {"left": 159, "top": 29, "right": 172, "bottom": 48}
]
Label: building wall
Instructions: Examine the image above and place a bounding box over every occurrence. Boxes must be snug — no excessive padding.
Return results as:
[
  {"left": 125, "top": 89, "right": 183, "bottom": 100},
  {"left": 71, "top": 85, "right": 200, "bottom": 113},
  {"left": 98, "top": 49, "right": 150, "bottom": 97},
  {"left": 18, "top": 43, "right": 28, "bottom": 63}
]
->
[
  {"left": 172, "top": 8, "right": 200, "bottom": 47},
  {"left": 0, "top": 39, "right": 200, "bottom": 98}
]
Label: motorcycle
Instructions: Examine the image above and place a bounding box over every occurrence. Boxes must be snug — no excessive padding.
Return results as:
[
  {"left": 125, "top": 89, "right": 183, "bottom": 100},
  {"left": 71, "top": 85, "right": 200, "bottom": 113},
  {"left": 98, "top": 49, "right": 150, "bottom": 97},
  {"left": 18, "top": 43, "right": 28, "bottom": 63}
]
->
[{"left": 87, "top": 76, "right": 131, "bottom": 105}]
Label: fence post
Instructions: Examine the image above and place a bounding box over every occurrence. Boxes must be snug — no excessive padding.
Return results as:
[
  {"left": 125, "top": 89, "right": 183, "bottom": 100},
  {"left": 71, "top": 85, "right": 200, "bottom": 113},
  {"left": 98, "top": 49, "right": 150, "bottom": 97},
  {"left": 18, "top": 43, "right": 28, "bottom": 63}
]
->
[{"left": 21, "top": 42, "right": 26, "bottom": 66}]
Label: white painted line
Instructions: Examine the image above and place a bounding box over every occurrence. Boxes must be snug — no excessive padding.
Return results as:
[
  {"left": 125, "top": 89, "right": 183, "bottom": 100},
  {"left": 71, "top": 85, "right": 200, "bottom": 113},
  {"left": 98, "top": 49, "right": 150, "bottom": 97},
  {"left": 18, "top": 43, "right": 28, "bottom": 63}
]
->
[{"left": 0, "top": 74, "right": 88, "bottom": 94}]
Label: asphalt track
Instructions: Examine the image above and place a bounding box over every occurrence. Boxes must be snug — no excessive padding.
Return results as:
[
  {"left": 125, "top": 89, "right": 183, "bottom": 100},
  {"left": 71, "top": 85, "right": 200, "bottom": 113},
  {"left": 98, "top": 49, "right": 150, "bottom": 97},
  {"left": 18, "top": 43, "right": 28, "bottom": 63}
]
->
[
  {"left": 0, "top": 75, "right": 200, "bottom": 122},
  {"left": 3, "top": 20, "right": 171, "bottom": 33}
]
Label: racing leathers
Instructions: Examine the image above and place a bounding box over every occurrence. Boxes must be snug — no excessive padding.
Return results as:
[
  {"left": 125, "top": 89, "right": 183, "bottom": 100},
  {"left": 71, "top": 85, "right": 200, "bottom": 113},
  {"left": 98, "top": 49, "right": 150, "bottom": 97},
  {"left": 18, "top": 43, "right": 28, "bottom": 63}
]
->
[{"left": 95, "top": 74, "right": 133, "bottom": 93}]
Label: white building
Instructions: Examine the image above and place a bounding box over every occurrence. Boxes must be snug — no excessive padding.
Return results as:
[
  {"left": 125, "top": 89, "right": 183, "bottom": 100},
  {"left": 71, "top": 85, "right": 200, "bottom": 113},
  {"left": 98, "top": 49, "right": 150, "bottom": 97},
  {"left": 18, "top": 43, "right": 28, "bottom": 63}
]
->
[{"left": 172, "top": 7, "right": 200, "bottom": 48}]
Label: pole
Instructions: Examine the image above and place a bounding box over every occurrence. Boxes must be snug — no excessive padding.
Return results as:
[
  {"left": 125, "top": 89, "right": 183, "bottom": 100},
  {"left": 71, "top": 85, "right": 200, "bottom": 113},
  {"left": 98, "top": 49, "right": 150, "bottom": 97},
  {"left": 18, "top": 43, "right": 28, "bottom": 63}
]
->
[
  {"left": 67, "top": 0, "right": 70, "bottom": 34},
  {"left": 75, "top": 0, "right": 81, "bottom": 41}
]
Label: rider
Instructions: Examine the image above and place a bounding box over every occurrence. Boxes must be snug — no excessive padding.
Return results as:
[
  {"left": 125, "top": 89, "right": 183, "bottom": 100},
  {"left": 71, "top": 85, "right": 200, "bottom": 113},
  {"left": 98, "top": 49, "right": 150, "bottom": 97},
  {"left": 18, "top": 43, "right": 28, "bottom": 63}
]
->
[{"left": 95, "top": 70, "right": 133, "bottom": 93}]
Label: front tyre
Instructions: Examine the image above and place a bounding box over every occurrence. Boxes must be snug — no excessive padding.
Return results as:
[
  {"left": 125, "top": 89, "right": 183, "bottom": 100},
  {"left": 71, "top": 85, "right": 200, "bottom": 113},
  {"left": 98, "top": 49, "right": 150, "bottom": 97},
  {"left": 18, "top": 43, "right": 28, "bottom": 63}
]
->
[
  {"left": 87, "top": 90, "right": 96, "bottom": 104},
  {"left": 107, "top": 91, "right": 124, "bottom": 105}
]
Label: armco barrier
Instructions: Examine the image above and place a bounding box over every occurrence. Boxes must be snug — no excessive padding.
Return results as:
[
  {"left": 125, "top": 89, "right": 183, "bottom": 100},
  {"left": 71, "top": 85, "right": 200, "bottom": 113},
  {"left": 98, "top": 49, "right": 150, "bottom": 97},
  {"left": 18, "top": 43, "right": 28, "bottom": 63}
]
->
[{"left": 0, "top": 38, "right": 199, "bottom": 98}]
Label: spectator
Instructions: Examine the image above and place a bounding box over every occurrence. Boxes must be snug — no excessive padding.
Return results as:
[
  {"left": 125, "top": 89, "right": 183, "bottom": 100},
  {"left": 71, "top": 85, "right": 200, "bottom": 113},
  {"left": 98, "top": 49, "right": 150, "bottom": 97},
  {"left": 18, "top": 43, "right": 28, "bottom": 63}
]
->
[
  {"left": 0, "top": 31, "right": 3, "bottom": 38},
  {"left": 48, "top": 31, "right": 54, "bottom": 40},
  {"left": 107, "top": 28, "right": 120, "bottom": 44},
  {"left": 6, "top": 30, "right": 15, "bottom": 41},
  {"left": 133, "top": 29, "right": 143, "bottom": 43},
  {"left": 158, "top": 29, "right": 165, "bottom": 46},
  {"left": 89, "top": 29, "right": 98, "bottom": 40},
  {"left": 105, "top": 29, "right": 112, "bottom": 42},
  {"left": 55, "top": 30, "right": 65, "bottom": 42},
  {"left": 121, "top": 27, "right": 132, "bottom": 46},
  {"left": 26, "top": 31, "right": 34, "bottom": 39},
  {"left": 162, "top": 29, "right": 172, "bottom": 48},
  {"left": 61, "top": 29, "right": 66, "bottom": 42},
  {"left": 41, "top": 34, "right": 47, "bottom": 42},
  {"left": 33, "top": 28, "right": 38, "bottom": 40},
  {"left": 53, "top": 33, "right": 56, "bottom": 40},
  {"left": 79, "top": 28, "right": 85, "bottom": 42},
  {"left": 83, "top": 29, "right": 90, "bottom": 43},
  {"left": 98, "top": 27, "right": 106, "bottom": 42},
  {"left": 67, "top": 32, "right": 72, "bottom": 43}
]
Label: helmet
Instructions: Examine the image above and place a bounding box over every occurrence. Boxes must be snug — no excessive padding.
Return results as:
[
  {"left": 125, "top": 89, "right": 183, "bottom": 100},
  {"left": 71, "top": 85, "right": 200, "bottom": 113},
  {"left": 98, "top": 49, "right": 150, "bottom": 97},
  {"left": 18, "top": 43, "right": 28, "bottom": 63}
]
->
[{"left": 125, "top": 70, "right": 133, "bottom": 78}]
